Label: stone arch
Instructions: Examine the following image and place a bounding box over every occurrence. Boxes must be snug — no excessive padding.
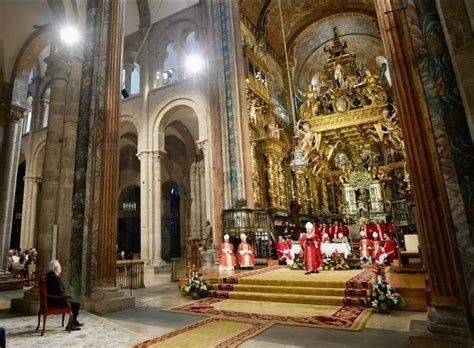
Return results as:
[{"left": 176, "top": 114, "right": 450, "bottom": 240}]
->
[
  {"left": 32, "top": 140, "right": 46, "bottom": 177},
  {"left": 152, "top": 98, "right": 206, "bottom": 153},
  {"left": 9, "top": 25, "right": 52, "bottom": 107}
]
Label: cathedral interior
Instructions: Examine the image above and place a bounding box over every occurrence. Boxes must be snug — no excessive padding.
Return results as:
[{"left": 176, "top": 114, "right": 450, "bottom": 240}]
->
[{"left": 0, "top": 0, "right": 474, "bottom": 347}]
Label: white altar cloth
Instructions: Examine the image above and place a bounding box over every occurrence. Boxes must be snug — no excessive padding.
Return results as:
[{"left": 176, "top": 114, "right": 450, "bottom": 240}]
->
[{"left": 290, "top": 242, "right": 351, "bottom": 258}]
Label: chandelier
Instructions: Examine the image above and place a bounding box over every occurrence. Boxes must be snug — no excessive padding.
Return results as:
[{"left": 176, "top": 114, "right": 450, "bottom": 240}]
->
[
  {"left": 276, "top": 0, "right": 306, "bottom": 175},
  {"left": 290, "top": 144, "right": 307, "bottom": 175}
]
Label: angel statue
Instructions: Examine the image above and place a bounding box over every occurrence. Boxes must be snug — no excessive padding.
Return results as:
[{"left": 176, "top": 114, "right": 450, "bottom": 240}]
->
[
  {"left": 361, "top": 70, "right": 387, "bottom": 105},
  {"left": 248, "top": 99, "right": 262, "bottom": 124},
  {"left": 296, "top": 121, "right": 322, "bottom": 158},
  {"left": 267, "top": 120, "right": 284, "bottom": 140}
]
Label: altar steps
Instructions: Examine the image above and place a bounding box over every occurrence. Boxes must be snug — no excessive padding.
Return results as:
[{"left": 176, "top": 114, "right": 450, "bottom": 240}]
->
[
  {"left": 211, "top": 283, "right": 346, "bottom": 297},
  {"left": 209, "top": 289, "right": 344, "bottom": 306}
]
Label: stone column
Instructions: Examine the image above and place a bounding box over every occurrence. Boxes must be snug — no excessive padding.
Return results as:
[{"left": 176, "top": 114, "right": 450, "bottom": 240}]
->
[
  {"left": 95, "top": 0, "right": 123, "bottom": 287},
  {"left": 0, "top": 104, "right": 26, "bottom": 272},
  {"left": 375, "top": 0, "right": 473, "bottom": 344},
  {"left": 155, "top": 48, "right": 166, "bottom": 88},
  {"left": 189, "top": 163, "right": 199, "bottom": 239},
  {"left": 137, "top": 151, "right": 151, "bottom": 264},
  {"left": 175, "top": 42, "right": 186, "bottom": 80},
  {"left": 122, "top": 63, "right": 133, "bottom": 93},
  {"left": 151, "top": 150, "right": 165, "bottom": 266},
  {"left": 35, "top": 53, "right": 71, "bottom": 275},
  {"left": 19, "top": 176, "right": 42, "bottom": 249}
]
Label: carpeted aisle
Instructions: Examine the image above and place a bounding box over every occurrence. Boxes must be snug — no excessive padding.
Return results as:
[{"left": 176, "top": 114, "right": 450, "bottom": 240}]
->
[
  {"left": 132, "top": 318, "right": 273, "bottom": 348},
  {"left": 164, "top": 298, "right": 372, "bottom": 331}
]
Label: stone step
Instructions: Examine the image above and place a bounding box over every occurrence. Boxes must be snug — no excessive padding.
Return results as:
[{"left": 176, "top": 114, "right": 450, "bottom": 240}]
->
[
  {"left": 84, "top": 295, "right": 135, "bottom": 314},
  {"left": 209, "top": 290, "right": 344, "bottom": 306},
  {"left": 211, "top": 284, "right": 345, "bottom": 297}
]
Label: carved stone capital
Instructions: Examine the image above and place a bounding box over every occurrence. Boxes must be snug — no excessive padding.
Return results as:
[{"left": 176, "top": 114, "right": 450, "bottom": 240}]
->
[
  {"left": 196, "top": 139, "right": 208, "bottom": 154},
  {"left": 8, "top": 104, "right": 28, "bottom": 123},
  {"left": 44, "top": 54, "right": 71, "bottom": 80},
  {"left": 23, "top": 176, "right": 42, "bottom": 184},
  {"left": 153, "top": 150, "right": 167, "bottom": 162}
]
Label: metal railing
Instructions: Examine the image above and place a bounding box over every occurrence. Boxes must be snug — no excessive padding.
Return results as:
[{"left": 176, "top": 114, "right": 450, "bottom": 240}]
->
[
  {"left": 116, "top": 260, "right": 145, "bottom": 289},
  {"left": 392, "top": 196, "right": 415, "bottom": 226},
  {"left": 222, "top": 208, "right": 275, "bottom": 258}
]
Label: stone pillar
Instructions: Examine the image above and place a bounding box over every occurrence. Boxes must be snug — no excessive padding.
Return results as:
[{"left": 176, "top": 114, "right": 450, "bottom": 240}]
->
[
  {"left": 189, "top": 163, "right": 199, "bottom": 240},
  {"left": 95, "top": 0, "right": 123, "bottom": 287},
  {"left": 155, "top": 48, "right": 166, "bottom": 88},
  {"left": 0, "top": 104, "right": 26, "bottom": 272},
  {"left": 35, "top": 53, "right": 71, "bottom": 276},
  {"left": 19, "top": 176, "right": 41, "bottom": 249},
  {"left": 175, "top": 42, "right": 186, "bottom": 80},
  {"left": 122, "top": 62, "right": 133, "bottom": 93},
  {"left": 137, "top": 151, "right": 151, "bottom": 264},
  {"left": 151, "top": 150, "right": 165, "bottom": 266},
  {"left": 375, "top": 1, "right": 473, "bottom": 344}
]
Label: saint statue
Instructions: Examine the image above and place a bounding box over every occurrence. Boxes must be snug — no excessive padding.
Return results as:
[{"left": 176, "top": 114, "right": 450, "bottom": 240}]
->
[
  {"left": 237, "top": 233, "right": 255, "bottom": 269},
  {"left": 219, "top": 234, "right": 236, "bottom": 272},
  {"left": 334, "top": 63, "right": 346, "bottom": 88}
]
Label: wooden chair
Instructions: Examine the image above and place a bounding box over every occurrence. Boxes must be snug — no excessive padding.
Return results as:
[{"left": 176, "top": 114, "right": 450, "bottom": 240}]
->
[{"left": 36, "top": 275, "right": 73, "bottom": 336}]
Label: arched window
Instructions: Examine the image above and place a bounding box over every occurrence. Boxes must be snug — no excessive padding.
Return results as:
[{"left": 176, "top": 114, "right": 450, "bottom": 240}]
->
[
  {"left": 163, "top": 42, "right": 178, "bottom": 85},
  {"left": 41, "top": 88, "right": 50, "bottom": 128},
  {"left": 22, "top": 96, "right": 33, "bottom": 135},
  {"left": 184, "top": 31, "right": 199, "bottom": 54},
  {"left": 130, "top": 62, "right": 140, "bottom": 95}
]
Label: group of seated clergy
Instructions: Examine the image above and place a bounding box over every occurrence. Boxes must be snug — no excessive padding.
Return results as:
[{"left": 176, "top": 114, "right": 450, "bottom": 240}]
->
[{"left": 218, "top": 233, "right": 256, "bottom": 271}]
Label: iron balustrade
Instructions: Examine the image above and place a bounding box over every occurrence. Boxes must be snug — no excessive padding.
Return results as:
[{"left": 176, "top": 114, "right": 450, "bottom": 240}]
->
[{"left": 116, "top": 260, "right": 145, "bottom": 289}]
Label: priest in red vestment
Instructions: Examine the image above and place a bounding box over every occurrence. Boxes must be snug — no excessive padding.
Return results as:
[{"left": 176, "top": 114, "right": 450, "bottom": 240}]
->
[
  {"left": 370, "top": 232, "right": 383, "bottom": 262},
  {"left": 276, "top": 235, "right": 293, "bottom": 265},
  {"left": 344, "top": 224, "right": 350, "bottom": 237},
  {"left": 238, "top": 233, "right": 255, "bottom": 269},
  {"left": 302, "top": 222, "right": 322, "bottom": 274},
  {"left": 378, "top": 232, "right": 396, "bottom": 265},
  {"left": 219, "top": 234, "right": 236, "bottom": 271}
]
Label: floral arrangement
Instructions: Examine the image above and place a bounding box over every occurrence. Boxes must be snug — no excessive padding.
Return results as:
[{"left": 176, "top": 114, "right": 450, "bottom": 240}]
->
[
  {"left": 322, "top": 253, "right": 334, "bottom": 270},
  {"left": 367, "top": 264, "right": 405, "bottom": 312},
  {"left": 182, "top": 264, "right": 208, "bottom": 299},
  {"left": 322, "top": 251, "right": 350, "bottom": 270},
  {"left": 291, "top": 253, "right": 305, "bottom": 270}
]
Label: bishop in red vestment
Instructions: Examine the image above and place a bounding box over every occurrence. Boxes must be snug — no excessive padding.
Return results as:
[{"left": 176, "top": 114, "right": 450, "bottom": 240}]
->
[
  {"left": 238, "top": 233, "right": 255, "bottom": 268},
  {"left": 219, "top": 234, "right": 236, "bottom": 271},
  {"left": 302, "top": 222, "right": 322, "bottom": 274}
]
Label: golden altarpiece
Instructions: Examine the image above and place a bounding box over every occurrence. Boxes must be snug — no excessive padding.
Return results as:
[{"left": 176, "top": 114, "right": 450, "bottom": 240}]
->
[{"left": 246, "top": 29, "right": 412, "bottom": 224}]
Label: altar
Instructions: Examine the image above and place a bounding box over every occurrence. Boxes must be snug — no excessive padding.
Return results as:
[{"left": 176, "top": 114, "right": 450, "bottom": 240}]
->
[{"left": 290, "top": 242, "right": 352, "bottom": 259}]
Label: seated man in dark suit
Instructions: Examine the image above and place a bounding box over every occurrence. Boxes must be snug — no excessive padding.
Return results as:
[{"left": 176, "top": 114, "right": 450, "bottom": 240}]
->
[{"left": 46, "top": 260, "right": 84, "bottom": 331}]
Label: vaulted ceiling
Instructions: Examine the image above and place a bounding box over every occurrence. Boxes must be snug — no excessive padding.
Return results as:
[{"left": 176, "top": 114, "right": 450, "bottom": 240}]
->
[{"left": 239, "top": 0, "right": 376, "bottom": 54}]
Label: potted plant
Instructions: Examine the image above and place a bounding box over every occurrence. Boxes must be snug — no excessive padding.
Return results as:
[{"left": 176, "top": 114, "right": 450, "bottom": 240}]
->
[{"left": 367, "top": 264, "right": 405, "bottom": 313}]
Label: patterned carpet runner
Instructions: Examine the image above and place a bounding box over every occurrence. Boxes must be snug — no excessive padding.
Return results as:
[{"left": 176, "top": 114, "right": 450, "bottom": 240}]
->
[
  {"left": 164, "top": 298, "right": 372, "bottom": 331},
  {"left": 132, "top": 318, "right": 272, "bottom": 348}
]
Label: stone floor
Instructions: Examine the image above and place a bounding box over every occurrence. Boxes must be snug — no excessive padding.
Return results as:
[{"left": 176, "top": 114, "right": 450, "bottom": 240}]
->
[{"left": 0, "top": 267, "right": 428, "bottom": 347}]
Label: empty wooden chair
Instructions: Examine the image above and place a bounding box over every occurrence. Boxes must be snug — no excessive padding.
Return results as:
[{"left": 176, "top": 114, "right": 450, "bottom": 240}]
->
[{"left": 36, "top": 275, "right": 73, "bottom": 336}]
